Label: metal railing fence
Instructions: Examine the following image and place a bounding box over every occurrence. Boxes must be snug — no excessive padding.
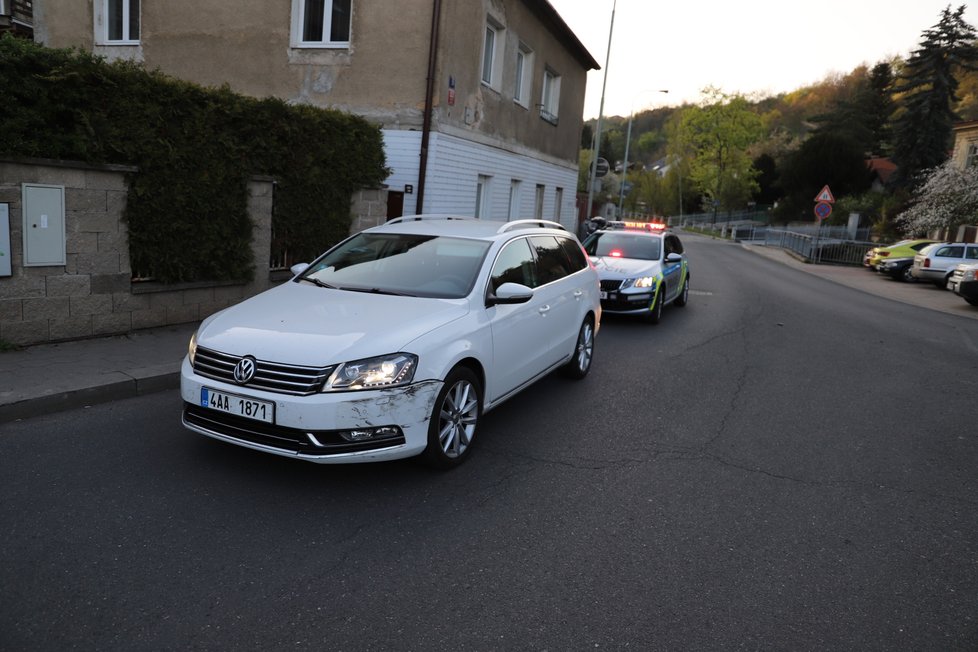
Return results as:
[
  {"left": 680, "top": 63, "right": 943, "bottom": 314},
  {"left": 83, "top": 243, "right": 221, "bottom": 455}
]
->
[{"left": 764, "top": 229, "right": 875, "bottom": 265}]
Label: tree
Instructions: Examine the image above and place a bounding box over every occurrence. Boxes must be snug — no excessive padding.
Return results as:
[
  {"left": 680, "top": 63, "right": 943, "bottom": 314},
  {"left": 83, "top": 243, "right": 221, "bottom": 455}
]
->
[
  {"left": 774, "top": 132, "right": 872, "bottom": 223},
  {"left": 812, "top": 62, "right": 895, "bottom": 157},
  {"left": 681, "top": 87, "right": 764, "bottom": 216},
  {"left": 895, "top": 160, "right": 978, "bottom": 236},
  {"left": 892, "top": 5, "right": 978, "bottom": 186}
]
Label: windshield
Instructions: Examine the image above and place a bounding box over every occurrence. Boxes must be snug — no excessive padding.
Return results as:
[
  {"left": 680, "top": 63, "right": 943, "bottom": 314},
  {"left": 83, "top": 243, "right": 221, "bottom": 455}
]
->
[
  {"left": 297, "top": 233, "right": 492, "bottom": 299},
  {"left": 582, "top": 232, "right": 661, "bottom": 261}
]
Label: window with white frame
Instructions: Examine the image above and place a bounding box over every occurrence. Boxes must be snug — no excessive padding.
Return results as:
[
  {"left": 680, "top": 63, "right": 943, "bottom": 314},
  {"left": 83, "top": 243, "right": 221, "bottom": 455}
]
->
[
  {"left": 514, "top": 43, "right": 533, "bottom": 107},
  {"left": 481, "top": 17, "right": 504, "bottom": 90},
  {"left": 292, "top": 0, "right": 352, "bottom": 48},
  {"left": 554, "top": 187, "right": 563, "bottom": 222},
  {"left": 534, "top": 184, "right": 545, "bottom": 220},
  {"left": 96, "top": 0, "right": 140, "bottom": 44},
  {"left": 540, "top": 68, "right": 561, "bottom": 124},
  {"left": 476, "top": 175, "right": 492, "bottom": 219},
  {"left": 967, "top": 142, "right": 978, "bottom": 168}
]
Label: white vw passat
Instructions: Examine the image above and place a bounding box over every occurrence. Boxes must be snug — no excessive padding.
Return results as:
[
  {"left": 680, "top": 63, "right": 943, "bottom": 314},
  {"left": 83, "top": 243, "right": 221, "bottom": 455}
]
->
[{"left": 180, "top": 217, "right": 601, "bottom": 468}]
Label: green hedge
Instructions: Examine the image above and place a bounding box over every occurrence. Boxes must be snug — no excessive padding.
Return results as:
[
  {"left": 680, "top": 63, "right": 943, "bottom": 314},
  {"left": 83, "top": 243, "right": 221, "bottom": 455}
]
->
[{"left": 0, "top": 36, "right": 388, "bottom": 283}]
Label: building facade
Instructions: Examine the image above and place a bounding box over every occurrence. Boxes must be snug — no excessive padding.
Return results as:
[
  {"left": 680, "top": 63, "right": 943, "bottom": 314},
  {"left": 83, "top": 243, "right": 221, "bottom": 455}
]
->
[{"left": 32, "top": 0, "right": 597, "bottom": 230}]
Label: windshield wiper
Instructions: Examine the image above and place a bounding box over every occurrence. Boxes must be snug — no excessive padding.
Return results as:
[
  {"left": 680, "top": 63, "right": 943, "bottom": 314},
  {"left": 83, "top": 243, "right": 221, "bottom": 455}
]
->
[
  {"left": 345, "top": 286, "right": 416, "bottom": 297},
  {"left": 297, "top": 276, "right": 336, "bottom": 289}
]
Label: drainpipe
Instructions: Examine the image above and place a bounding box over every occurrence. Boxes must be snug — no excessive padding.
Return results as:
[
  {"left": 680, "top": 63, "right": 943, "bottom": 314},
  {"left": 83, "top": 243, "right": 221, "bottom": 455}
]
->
[{"left": 416, "top": 0, "right": 442, "bottom": 215}]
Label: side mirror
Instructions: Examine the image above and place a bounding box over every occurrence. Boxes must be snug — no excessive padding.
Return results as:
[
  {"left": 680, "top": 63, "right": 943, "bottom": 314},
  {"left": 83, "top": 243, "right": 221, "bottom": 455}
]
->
[
  {"left": 290, "top": 263, "right": 310, "bottom": 277},
  {"left": 665, "top": 253, "right": 683, "bottom": 264},
  {"left": 487, "top": 282, "right": 533, "bottom": 307}
]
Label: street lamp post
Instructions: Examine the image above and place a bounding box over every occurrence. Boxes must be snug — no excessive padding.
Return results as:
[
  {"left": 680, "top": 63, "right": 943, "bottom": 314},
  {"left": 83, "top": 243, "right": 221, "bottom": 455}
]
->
[
  {"left": 585, "top": 0, "right": 616, "bottom": 224},
  {"left": 617, "top": 89, "right": 668, "bottom": 219}
]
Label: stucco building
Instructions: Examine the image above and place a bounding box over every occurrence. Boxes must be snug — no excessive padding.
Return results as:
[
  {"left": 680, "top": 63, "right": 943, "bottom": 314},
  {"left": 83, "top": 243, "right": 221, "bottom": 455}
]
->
[
  {"left": 951, "top": 120, "right": 978, "bottom": 170},
  {"left": 30, "top": 0, "right": 597, "bottom": 229}
]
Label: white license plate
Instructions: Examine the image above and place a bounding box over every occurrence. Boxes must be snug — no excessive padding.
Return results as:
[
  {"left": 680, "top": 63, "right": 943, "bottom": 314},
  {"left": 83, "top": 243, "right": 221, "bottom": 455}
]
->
[
  {"left": 600, "top": 291, "right": 608, "bottom": 300},
  {"left": 201, "top": 387, "right": 274, "bottom": 423}
]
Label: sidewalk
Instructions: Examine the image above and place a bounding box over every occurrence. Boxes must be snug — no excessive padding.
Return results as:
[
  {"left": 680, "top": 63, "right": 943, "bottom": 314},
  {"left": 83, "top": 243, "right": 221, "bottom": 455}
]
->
[
  {"left": 0, "top": 322, "right": 197, "bottom": 422},
  {"left": 1, "top": 243, "right": 975, "bottom": 423}
]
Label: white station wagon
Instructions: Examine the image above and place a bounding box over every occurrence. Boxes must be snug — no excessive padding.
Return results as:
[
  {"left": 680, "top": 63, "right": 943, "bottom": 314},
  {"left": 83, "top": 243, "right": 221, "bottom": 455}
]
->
[{"left": 181, "top": 216, "right": 601, "bottom": 468}]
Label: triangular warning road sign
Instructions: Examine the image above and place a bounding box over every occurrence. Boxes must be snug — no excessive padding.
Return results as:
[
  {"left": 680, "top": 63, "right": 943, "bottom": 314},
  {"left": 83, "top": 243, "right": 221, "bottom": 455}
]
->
[{"left": 814, "top": 185, "right": 835, "bottom": 203}]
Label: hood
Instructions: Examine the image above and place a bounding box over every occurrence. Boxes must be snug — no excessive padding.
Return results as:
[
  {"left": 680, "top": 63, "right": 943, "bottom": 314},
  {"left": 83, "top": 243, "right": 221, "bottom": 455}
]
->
[
  {"left": 196, "top": 281, "right": 469, "bottom": 366},
  {"left": 590, "top": 256, "right": 660, "bottom": 279}
]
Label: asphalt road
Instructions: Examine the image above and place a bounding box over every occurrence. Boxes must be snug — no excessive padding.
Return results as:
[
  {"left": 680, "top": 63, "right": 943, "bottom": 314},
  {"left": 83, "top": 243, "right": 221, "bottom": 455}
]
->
[{"left": 2, "top": 236, "right": 976, "bottom": 650}]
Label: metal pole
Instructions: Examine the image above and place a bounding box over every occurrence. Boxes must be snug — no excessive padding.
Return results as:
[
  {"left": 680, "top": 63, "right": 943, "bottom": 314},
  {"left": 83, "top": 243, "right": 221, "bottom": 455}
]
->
[
  {"left": 585, "top": 0, "right": 616, "bottom": 223},
  {"left": 618, "top": 89, "right": 667, "bottom": 220},
  {"left": 617, "top": 112, "right": 633, "bottom": 219}
]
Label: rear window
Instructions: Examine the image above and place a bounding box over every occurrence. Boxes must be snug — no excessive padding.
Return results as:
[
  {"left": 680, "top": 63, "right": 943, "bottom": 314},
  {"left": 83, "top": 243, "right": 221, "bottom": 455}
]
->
[{"left": 936, "top": 245, "right": 964, "bottom": 258}]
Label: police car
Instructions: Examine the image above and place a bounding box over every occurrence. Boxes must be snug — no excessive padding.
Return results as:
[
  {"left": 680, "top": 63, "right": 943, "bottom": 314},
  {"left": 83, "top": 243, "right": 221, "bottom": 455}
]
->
[{"left": 581, "top": 221, "right": 689, "bottom": 324}]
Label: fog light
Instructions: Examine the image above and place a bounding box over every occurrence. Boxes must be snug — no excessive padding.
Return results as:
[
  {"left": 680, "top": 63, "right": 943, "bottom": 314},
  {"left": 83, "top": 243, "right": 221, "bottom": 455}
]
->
[{"left": 338, "top": 426, "right": 402, "bottom": 442}]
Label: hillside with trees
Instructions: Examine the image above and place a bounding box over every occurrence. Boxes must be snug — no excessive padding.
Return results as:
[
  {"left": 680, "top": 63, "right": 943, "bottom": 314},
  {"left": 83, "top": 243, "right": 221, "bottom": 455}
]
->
[{"left": 584, "top": 4, "right": 978, "bottom": 241}]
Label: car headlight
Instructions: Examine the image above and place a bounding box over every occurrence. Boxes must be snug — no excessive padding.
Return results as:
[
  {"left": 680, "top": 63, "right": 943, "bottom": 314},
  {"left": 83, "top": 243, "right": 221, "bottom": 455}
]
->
[
  {"left": 324, "top": 353, "right": 418, "bottom": 391},
  {"left": 631, "top": 276, "right": 657, "bottom": 289},
  {"left": 964, "top": 269, "right": 978, "bottom": 281},
  {"left": 188, "top": 330, "right": 198, "bottom": 365}
]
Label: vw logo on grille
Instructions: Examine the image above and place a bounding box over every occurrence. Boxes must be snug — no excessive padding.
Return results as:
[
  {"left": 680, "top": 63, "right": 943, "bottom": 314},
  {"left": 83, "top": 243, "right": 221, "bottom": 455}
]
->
[{"left": 233, "top": 356, "right": 257, "bottom": 385}]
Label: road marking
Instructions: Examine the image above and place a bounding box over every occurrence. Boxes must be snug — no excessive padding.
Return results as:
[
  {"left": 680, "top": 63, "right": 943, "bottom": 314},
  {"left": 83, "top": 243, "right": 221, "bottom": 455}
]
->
[{"left": 689, "top": 290, "right": 714, "bottom": 296}]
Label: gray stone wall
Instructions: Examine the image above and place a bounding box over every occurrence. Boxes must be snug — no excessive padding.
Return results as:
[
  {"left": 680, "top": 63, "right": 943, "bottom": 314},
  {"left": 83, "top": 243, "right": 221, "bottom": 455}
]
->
[
  {"left": 0, "top": 159, "right": 277, "bottom": 347},
  {"left": 349, "top": 187, "right": 389, "bottom": 232}
]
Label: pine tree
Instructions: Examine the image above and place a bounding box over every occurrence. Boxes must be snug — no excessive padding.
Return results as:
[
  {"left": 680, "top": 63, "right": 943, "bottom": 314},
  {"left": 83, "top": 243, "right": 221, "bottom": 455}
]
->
[
  {"left": 892, "top": 5, "right": 978, "bottom": 186},
  {"left": 812, "top": 62, "right": 895, "bottom": 158}
]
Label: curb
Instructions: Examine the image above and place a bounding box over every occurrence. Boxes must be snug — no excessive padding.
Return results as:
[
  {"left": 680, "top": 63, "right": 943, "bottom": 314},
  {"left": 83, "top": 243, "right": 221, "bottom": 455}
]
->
[{"left": 0, "top": 366, "right": 181, "bottom": 424}]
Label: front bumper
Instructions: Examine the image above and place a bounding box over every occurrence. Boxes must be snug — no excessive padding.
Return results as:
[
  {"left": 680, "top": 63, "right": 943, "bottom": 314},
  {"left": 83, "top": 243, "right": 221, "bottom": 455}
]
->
[
  {"left": 599, "top": 291, "right": 654, "bottom": 314},
  {"left": 180, "top": 357, "right": 441, "bottom": 463},
  {"left": 951, "top": 278, "right": 978, "bottom": 302}
]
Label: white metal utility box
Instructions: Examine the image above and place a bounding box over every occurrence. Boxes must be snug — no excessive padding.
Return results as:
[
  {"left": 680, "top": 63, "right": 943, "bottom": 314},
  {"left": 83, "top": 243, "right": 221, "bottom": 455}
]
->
[{"left": 22, "top": 183, "right": 66, "bottom": 267}]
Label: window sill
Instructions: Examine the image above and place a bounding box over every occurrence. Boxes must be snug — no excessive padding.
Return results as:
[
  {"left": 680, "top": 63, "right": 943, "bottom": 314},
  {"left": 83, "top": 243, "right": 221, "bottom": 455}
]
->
[{"left": 539, "top": 111, "right": 559, "bottom": 126}]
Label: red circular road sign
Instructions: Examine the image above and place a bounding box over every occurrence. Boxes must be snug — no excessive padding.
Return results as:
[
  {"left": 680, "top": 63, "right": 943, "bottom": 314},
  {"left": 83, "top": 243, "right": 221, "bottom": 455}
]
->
[{"left": 814, "top": 201, "right": 832, "bottom": 220}]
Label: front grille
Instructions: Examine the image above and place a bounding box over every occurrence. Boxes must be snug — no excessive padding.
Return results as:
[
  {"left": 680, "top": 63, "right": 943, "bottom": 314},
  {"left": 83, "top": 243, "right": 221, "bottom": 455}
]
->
[
  {"left": 193, "top": 347, "right": 336, "bottom": 395},
  {"left": 183, "top": 404, "right": 406, "bottom": 455},
  {"left": 600, "top": 279, "right": 623, "bottom": 291},
  {"left": 602, "top": 297, "right": 649, "bottom": 311}
]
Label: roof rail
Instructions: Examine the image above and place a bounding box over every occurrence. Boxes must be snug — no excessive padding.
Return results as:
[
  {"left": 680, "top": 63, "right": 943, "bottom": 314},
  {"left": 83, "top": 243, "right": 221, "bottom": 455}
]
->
[
  {"left": 496, "top": 219, "right": 567, "bottom": 234},
  {"left": 385, "top": 214, "right": 475, "bottom": 225}
]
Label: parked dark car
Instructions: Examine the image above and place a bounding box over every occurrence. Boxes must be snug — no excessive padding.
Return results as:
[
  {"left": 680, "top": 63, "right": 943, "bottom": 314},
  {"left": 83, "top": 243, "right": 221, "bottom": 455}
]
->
[{"left": 877, "top": 257, "right": 918, "bottom": 282}]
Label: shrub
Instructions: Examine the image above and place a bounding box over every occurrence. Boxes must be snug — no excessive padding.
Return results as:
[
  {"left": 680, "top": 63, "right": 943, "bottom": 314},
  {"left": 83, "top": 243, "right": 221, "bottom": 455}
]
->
[{"left": 0, "top": 35, "right": 388, "bottom": 282}]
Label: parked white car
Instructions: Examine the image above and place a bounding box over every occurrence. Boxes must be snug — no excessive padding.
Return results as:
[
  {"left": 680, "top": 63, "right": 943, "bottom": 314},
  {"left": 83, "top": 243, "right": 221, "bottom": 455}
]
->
[
  {"left": 912, "top": 242, "right": 978, "bottom": 287},
  {"left": 180, "top": 216, "right": 601, "bottom": 468}
]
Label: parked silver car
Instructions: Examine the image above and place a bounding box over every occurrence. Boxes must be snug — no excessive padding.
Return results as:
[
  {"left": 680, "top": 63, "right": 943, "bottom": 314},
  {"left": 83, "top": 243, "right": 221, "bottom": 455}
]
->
[{"left": 912, "top": 242, "right": 978, "bottom": 287}]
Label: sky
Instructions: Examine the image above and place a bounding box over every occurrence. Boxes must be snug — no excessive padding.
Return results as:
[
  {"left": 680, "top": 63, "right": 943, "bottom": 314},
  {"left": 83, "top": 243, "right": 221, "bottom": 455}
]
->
[{"left": 547, "top": 0, "right": 975, "bottom": 119}]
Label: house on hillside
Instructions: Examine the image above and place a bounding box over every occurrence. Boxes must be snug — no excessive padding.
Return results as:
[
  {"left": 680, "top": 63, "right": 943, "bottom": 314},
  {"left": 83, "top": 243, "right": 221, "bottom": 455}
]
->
[
  {"left": 867, "top": 157, "right": 896, "bottom": 192},
  {"left": 951, "top": 120, "right": 978, "bottom": 170},
  {"left": 31, "top": 0, "right": 598, "bottom": 230}
]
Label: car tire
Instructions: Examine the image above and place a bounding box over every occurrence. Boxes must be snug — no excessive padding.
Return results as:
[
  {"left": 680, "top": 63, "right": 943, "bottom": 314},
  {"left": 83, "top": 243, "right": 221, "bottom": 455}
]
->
[
  {"left": 646, "top": 289, "right": 663, "bottom": 324},
  {"left": 421, "top": 367, "right": 482, "bottom": 469},
  {"left": 561, "top": 316, "right": 595, "bottom": 380},
  {"left": 673, "top": 276, "right": 689, "bottom": 307},
  {"left": 900, "top": 266, "right": 916, "bottom": 283},
  {"left": 965, "top": 297, "right": 978, "bottom": 306}
]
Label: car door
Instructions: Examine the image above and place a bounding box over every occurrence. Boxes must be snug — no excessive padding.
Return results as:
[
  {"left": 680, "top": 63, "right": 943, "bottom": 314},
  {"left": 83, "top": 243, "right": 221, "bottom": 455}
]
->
[
  {"left": 530, "top": 234, "right": 589, "bottom": 364},
  {"left": 485, "top": 237, "right": 556, "bottom": 402},
  {"left": 662, "top": 234, "right": 685, "bottom": 301}
]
